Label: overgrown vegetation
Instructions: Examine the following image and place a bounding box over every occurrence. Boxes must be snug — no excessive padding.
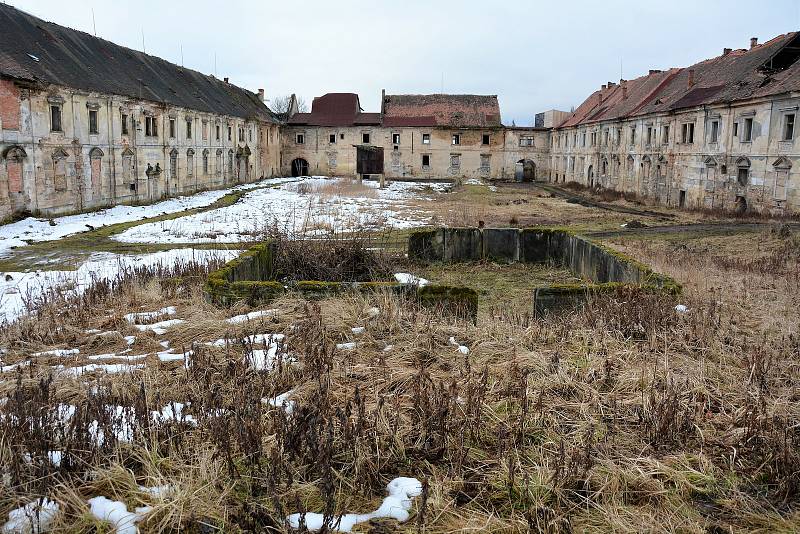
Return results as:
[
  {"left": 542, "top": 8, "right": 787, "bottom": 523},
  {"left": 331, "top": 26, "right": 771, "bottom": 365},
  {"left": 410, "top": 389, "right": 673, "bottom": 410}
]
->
[{"left": 1, "top": 226, "right": 799, "bottom": 532}]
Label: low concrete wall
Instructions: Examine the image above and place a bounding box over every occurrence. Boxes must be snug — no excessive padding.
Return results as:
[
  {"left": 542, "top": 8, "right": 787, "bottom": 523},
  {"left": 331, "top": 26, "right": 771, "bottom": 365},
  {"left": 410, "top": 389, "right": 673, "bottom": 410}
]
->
[
  {"left": 408, "top": 227, "right": 679, "bottom": 316},
  {"left": 204, "top": 241, "right": 478, "bottom": 320}
]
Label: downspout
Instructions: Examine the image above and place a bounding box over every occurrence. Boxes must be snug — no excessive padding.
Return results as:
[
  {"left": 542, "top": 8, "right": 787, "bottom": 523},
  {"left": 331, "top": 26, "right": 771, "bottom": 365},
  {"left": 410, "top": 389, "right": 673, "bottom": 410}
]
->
[{"left": 107, "top": 99, "right": 116, "bottom": 205}]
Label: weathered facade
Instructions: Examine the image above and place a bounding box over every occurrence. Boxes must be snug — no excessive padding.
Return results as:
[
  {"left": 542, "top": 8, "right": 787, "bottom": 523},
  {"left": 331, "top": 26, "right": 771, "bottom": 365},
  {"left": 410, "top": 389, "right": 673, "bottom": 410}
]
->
[
  {"left": 282, "top": 92, "right": 550, "bottom": 181},
  {"left": 548, "top": 33, "right": 800, "bottom": 214},
  {"left": 0, "top": 4, "right": 279, "bottom": 219}
]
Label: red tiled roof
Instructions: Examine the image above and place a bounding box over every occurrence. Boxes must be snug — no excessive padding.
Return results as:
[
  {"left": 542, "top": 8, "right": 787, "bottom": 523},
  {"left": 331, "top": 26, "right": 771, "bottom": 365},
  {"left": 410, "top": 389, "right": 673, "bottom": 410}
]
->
[
  {"left": 383, "top": 94, "right": 501, "bottom": 127},
  {"left": 287, "top": 93, "right": 366, "bottom": 126},
  {"left": 557, "top": 32, "right": 800, "bottom": 129}
]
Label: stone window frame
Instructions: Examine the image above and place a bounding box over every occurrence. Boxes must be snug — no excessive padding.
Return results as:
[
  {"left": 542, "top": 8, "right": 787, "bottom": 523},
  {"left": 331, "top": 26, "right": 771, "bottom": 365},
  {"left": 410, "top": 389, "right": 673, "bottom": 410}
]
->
[
  {"left": 680, "top": 121, "right": 695, "bottom": 144},
  {"left": 144, "top": 113, "right": 159, "bottom": 138},
  {"left": 781, "top": 109, "right": 797, "bottom": 141},
  {"left": 296, "top": 132, "right": 305, "bottom": 145},
  {"left": 187, "top": 148, "right": 195, "bottom": 177},
  {"left": 392, "top": 132, "right": 401, "bottom": 145},
  {"left": 519, "top": 136, "right": 534, "bottom": 147},
  {"left": 202, "top": 149, "right": 209, "bottom": 174},
  {"left": 736, "top": 156, "right": 751, "bottom": 186},
  {"left": 86, "top": 102, "right": 100, "bottom": 135},
  {"left": 422, "top": 133, "right": 431, "bottom": 145},
  {"left": 479, "top": 153, "right": 491, "bottom": 171},
  {"left": 362, "top": 131, "right": 372, "bottom": 144},
  {"left": 329, "top": 132, "right": 337, "bottom": 144},
  {"left": 52, "top": 147, "right": 69, "bottom": 192},
  {"left": 451, "top": 133, "right": 461, "bottom": 146},
  {"left": 450, "top": 153, "right": 461, "bottom": 168},
  {"left": 421, "top": 153, "right": 431, "bottom": 169}
]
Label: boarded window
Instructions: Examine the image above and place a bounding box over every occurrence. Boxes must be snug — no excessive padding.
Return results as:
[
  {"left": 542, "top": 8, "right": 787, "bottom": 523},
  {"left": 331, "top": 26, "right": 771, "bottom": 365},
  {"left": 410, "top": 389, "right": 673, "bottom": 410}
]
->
[
  {"left": 450, "top": 154, "right": 460, "bottom": 168},
  {"left": 170, "top": 152, "right": 177, "bottom": 177},
  {"left": 6, "top": 159, "right": 22, "bottom": 193},
  {"left": 122, "top": 153, "right": 133, "bottom": 183},
  {"left": 53, "top": 156, "right": 67, "bottom": 191},
  {"left": 187, "top": 153, "right": 194, "bottom": 177},
  {"left": 480, "top": 154, "right": 490, "bottom": 169},
  {"left": 90, "top": 156, "right": 101, "bottom": 190}
]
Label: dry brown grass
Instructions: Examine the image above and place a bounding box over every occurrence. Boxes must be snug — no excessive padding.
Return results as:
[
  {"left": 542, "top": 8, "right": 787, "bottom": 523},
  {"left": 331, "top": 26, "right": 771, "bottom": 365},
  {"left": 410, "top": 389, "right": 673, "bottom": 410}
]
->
[{"left": 1, "top": 229, "right": 799, "bottom": 532}]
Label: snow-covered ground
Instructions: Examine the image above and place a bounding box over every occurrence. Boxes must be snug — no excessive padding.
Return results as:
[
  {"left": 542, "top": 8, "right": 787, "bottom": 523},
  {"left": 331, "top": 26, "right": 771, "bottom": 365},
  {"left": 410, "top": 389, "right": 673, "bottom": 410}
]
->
[
  {"left": 114, "top": 178, "right": 450, "bottom": 244},
  {"left": 0, "top": 177, "right": 295, "bottom": 257},
  {"left": 0, "top": 248, "right": 237, "bottom": 323}
]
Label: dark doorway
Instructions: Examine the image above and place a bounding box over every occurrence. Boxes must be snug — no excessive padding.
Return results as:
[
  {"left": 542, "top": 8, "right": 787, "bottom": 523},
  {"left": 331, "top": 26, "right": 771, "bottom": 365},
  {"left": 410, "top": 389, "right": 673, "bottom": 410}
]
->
[
  {"left": 587, "top": 165, "right": 594, "bottom": 187},
  {"left": 356, "top": 145, "right": 384, "bottom": 175},
  {"left": 679, "top": 190, "right": 686, "bottom": 208},
  {"left": 735, "top": 195, "right": 747, "bottom": 214},
  {"left": 291, "top": 158, "right": 309, "bottom": 177},
  {"left": 515, "top": 159, "right": 536, "bottom": 182}
]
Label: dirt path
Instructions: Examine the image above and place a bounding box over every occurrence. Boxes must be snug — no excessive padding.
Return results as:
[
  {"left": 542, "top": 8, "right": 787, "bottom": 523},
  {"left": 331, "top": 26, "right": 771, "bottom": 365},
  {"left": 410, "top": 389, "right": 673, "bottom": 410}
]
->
[{"left": 497, "top": 181, "right": 675, "bottom": 219}]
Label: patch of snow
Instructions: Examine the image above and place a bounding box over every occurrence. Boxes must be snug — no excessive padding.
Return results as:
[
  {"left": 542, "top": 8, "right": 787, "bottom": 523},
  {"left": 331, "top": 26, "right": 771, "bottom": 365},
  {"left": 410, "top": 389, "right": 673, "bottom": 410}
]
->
[
  {"left": 394, "top": 273, "right": 429, "bottom": 287},
  {"left": 457, "top": 345, "right": 470, "bottom": 355},
  {"left": 123, "top": 306, "right": 176, "bottom": 324},
  {"left": 124, "top": 336, "right": 136, "bottom": 346},
  {"left": 59, "top": 363, "right": 145, "bottom": 376},
  {"left": 32, "top": 348, "right": 79, "bottom": 357},
  {"left": 336, "top": 342, "right": 357, "bottom": 351},
  {"left": 133, "top": 319, "right": 185, "bottom": 336},
  {"left": 351, "top": 326, "right": 365, "bottom": 335},
  {"left": 0, "top": 249, "right": 238, "bottom": 324},
  {"left": 87, "top": 353, "right": 147, "bottom": 361},
  {"left": 286, "top": 476, "right": 422, "bottom": 532},
  {"left": 87, "top": 496, "right": 146, "bottom": 534},
  {"left": 226, "top": 309, "right": 277, "bottom": 324},
  {"left": 2, "top": 498, "right": 59, "bottom": 534},
  {"left": 137, "top": 485, "right": 173, "bottom": 499},
  {"left": 365, "top": 307, "right": 380, "bottom": 318},
  {"left": 1, "top": 360, "right": 30, "bottom": 373},
  {"left": 263, "top": 389, "right": 296, "bottom": 415},
  {"left": 151, "top": 402, "right": 196, "bottom": 426},
  {"left": 675, "top": 304, "right": 689, "bottom": 313},
  {"left": 383, "top": 344, "right": 394, "bottom": 352},
  {"left": 247, "top": 335, "right": 293, "bottom": 371}
]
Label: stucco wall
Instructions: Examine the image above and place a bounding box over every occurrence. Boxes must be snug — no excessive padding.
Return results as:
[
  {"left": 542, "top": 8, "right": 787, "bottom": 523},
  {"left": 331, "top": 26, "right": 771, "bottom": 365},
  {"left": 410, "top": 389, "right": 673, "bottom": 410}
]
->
[{"left": 0, "top": 82, "right": 279, "bottom": 217}]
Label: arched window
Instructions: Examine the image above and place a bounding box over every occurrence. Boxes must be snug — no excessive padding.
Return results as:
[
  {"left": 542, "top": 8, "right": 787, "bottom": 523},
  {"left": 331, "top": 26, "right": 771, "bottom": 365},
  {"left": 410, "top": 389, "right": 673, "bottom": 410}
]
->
[
  {"left": 169, "top": 149, "right": 178, "bottom": 178},
  {"left": 216, "top": 149, "right": 223, "bottom": 177},
  {"left": 627, "top": 155, "right": 635, "bottom": 178},
  {"left": 187, "top": 148, "right": 195, "bottom": 177},
  {"left": 228, "top": 149, "right": 234, "bottom": 176},
  {"left": 89, "top": 147, "right": 104, "bottom": 191},
  {"left": 52, "top": 148, "right": 69, "bottom": 191},
  {"left": 202, "top": 149, "right": 209, "bottom": 175},
  {"left": 736, "top": 157, "right": 751, "bottom": 186},
  {"left": 601, "top": 157, "right": 608, "bottom": 176},
  {"left": 3, "top": 146, "right": 27, "bottom": 194},
  {"left": 121, "top": 148, "right": 135, "bottom": 184}
]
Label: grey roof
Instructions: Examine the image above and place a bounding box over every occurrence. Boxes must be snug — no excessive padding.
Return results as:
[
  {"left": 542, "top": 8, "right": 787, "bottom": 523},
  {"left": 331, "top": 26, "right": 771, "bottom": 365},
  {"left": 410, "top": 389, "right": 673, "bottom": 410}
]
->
[{"left": 0, "top": 3, "right": 276, "bottom": 122}]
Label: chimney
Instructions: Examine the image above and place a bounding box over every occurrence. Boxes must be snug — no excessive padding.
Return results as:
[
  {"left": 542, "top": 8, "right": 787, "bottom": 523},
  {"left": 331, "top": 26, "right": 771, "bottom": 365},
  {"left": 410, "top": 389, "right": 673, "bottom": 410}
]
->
[
  {"left": 687, "top": 69, "right": 695, "bottom": 88},
  {"left": 723, "top": 47, "right": 732, "bottom": 55},
  {"left": 750, "top": 37, "right": 758, "bottom": 49},
  {"left": 257, "top": 88, "right": 265, "bottom": 102},
  {"left": 648, "top": 69, "right": 662, "bottom": 75},
  {"left": 601, "top": 84, "right": 607, "bottom": 90},
  {"left": 622, "top": 84, "right": 628, "bottom": 99},
  {"left": 223, "top": 77, "right": 229, "bottom": 83}
]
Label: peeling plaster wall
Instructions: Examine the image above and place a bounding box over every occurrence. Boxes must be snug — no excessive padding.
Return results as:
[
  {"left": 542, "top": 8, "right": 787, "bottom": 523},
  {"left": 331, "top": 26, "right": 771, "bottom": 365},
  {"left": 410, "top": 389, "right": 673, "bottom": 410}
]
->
[
  {"left": 548, "top": 96, "right": 800, "bottom": 215},
  {"left": 0, "top": 82, "right": 278, "bottom": 217}
]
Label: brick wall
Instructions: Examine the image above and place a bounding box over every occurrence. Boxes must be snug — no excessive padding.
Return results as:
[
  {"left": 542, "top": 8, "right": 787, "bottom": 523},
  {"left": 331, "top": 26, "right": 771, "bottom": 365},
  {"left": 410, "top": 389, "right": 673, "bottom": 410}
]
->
[{"left": 0, "top": 79, "right": 21, "bottom": 130}]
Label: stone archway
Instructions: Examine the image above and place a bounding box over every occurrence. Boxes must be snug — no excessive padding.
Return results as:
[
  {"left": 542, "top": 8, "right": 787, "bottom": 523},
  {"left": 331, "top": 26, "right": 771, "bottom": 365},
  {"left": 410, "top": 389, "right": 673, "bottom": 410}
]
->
[
  {"left": 515, "top": 159, "right": 535, "bottom": 182},
  {"left": 291, "top": 158, "right": 309, "bottom": 177}
]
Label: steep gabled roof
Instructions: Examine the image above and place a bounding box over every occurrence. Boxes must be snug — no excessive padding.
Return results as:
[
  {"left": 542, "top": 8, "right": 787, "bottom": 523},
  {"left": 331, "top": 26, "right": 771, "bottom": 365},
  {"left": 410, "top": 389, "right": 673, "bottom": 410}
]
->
[
  {"left": 383, "top": 94, "right": 501, "bottom": 128},
  {"left": 0, "top": 4, "right": 275, "bottom": 122},
  {"left": 557, "top": 32, "right": 800, "bottom": 128},
  {"left": 286, "top": 93, "right": 378, "bottom": 126}
]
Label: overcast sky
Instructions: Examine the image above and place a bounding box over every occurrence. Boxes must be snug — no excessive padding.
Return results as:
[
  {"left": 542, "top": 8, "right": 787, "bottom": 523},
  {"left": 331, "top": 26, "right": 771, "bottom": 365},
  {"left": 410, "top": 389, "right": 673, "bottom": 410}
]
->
[{"left": 6, "top": 0, "right": 799, "bottom": 125}]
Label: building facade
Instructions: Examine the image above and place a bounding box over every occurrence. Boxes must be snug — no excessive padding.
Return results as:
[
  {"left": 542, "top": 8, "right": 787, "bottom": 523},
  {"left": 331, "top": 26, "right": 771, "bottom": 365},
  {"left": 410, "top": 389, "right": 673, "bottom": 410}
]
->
[
  {"left": 281, "top": 92, "right": 550, "bottom": 181},
  {"left": 548, "top": 34, "right": 800, "bottom": 215},
  {"left": 0, "top": 4, "right": 279, "bottom": 219}
]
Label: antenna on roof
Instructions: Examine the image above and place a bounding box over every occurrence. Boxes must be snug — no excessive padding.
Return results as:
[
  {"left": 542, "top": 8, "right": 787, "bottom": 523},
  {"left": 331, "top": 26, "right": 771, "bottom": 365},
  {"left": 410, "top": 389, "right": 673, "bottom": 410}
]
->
[
  {"left": 214, "top": 53, "right": 217, "bottom": 76},
  {"left": 180, "top": 45, "right": 184, "bottom": 67},
  {"left": 91, "top": 8, "right": 96, "bottom": 36},
  {"left": 141, "top": 28, "right": 146, "bottom": 53},
  {"left": 620, "top": 57, "right": 623, "bottom": 81}
]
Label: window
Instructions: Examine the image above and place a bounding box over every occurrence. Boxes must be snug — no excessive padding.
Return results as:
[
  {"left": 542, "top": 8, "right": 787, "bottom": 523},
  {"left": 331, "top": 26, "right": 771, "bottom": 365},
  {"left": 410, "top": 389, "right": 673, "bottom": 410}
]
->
[
  {"left": 203, "top": 152, "right": 209, "bottom": 174},
  {"left": 169, "top": 151, "right": 177, "bottom": 177},
  {"left": 450, "top": 154, "right": 460, "bottom": 167},
  {"left": 452, "top": 134, "right": 460, "bottom": 145},
  {"left": 228, "top": 126, "right": 232, "bottom": 141},
  {"left": 662, "top": 125, "right": 669, "bottom": 144},
  {"left": 681, "top": 122, "right": 694, "bottom": 144},
  {"left": 187, "top": 151, "right": 194, "bottom": 177},
  {"left": 733, "top": 122, "right": 739, "bottom": 137},
  {"left": 646, "top": 126, "right": 653, "bottom": 146},
  {"left": 519, "top": 136, "right": 534, "bottom": 147},
  {"left": 709, "top": 120, "right": 719, "bottom": 143},
  {"left": 482, "top": 134, "right": 490, "bottom": 145},
  {"left": 50, "top": 105, "right": 62, "bottom": 132},
  {"left": 591, "top": 132, "right": 596, "bottom": 146},
  {"left": 362, "top": 132, "right": 370, "bottom": 144},
  {"left": 629, "top": 126, "right": 635, "bottom": 146},
  {"left": 742, "top": 118, "right": 753, "bottom": 142},
  {"left": 296, "top": 133, "right": 305, "bottom": 144},
  {"left": 783, "top": 114, "right": 795, "bottom": 141},
  {"left": 422, "top": 133, "right": 431, "bottom": 144},
  {"left": 329, "top": 133, "right": 336, "bottom": 144},
  {"left": 215, "top": 125, "right": 221, "bottom": 141},
  {"left": 169, "top": 119, "right": 176, "bottom": 138},
  {"left": 616, "top": 128, "right": 622, "bottom": 145},
  {"left": 88, "top": 109, "right": 98, "bottom": 134},
  {"left": 340, "top": 133, "right": 344, "bottom": 140},
  {"left": 121, "top": 113, "right": 128, "bottom": 135},
  {"left": 422, "top": 154, "right": 431, "bottom": 167},
  {"left": 603, "top": 131, "right": 609, "bottom": 146},
  {"left": 737, "top": 157, "right": 750, "bottom": 186},
  {"left": 582, "top": 132, "right": 586, "bottom": 147},
  {"left": 203, "top": 121, "right": 208, "bottom": 141},
  {"left": 480, "top": 154, "right": 490, "bottom": 169},
  {"left": 145, "top": 116, "right": 158, "bottom": 137},
  {"left": 53, "top": 152, "right": 67, "bottom": 191},
  {"left": 392, "top": 133, "right": 401, "bottom": 145},
  {"left": 186, "top": 119, "right": 193, "bottom": 140}
]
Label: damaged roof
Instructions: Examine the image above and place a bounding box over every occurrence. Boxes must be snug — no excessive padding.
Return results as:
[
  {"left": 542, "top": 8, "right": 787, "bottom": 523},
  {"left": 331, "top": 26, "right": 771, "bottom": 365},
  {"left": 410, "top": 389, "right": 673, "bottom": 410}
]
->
[
  {"left": 0, "top": 4, "right": 275, "bottom": 122},
  {"left": 287, "top": 93, "right": 381, "bottom": 126},
  {"left": 383, "top": 94, "right": 502, "bottom": 128},
  {"left": 558, "top": 32, "right": 800, "bottom": 128}
]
